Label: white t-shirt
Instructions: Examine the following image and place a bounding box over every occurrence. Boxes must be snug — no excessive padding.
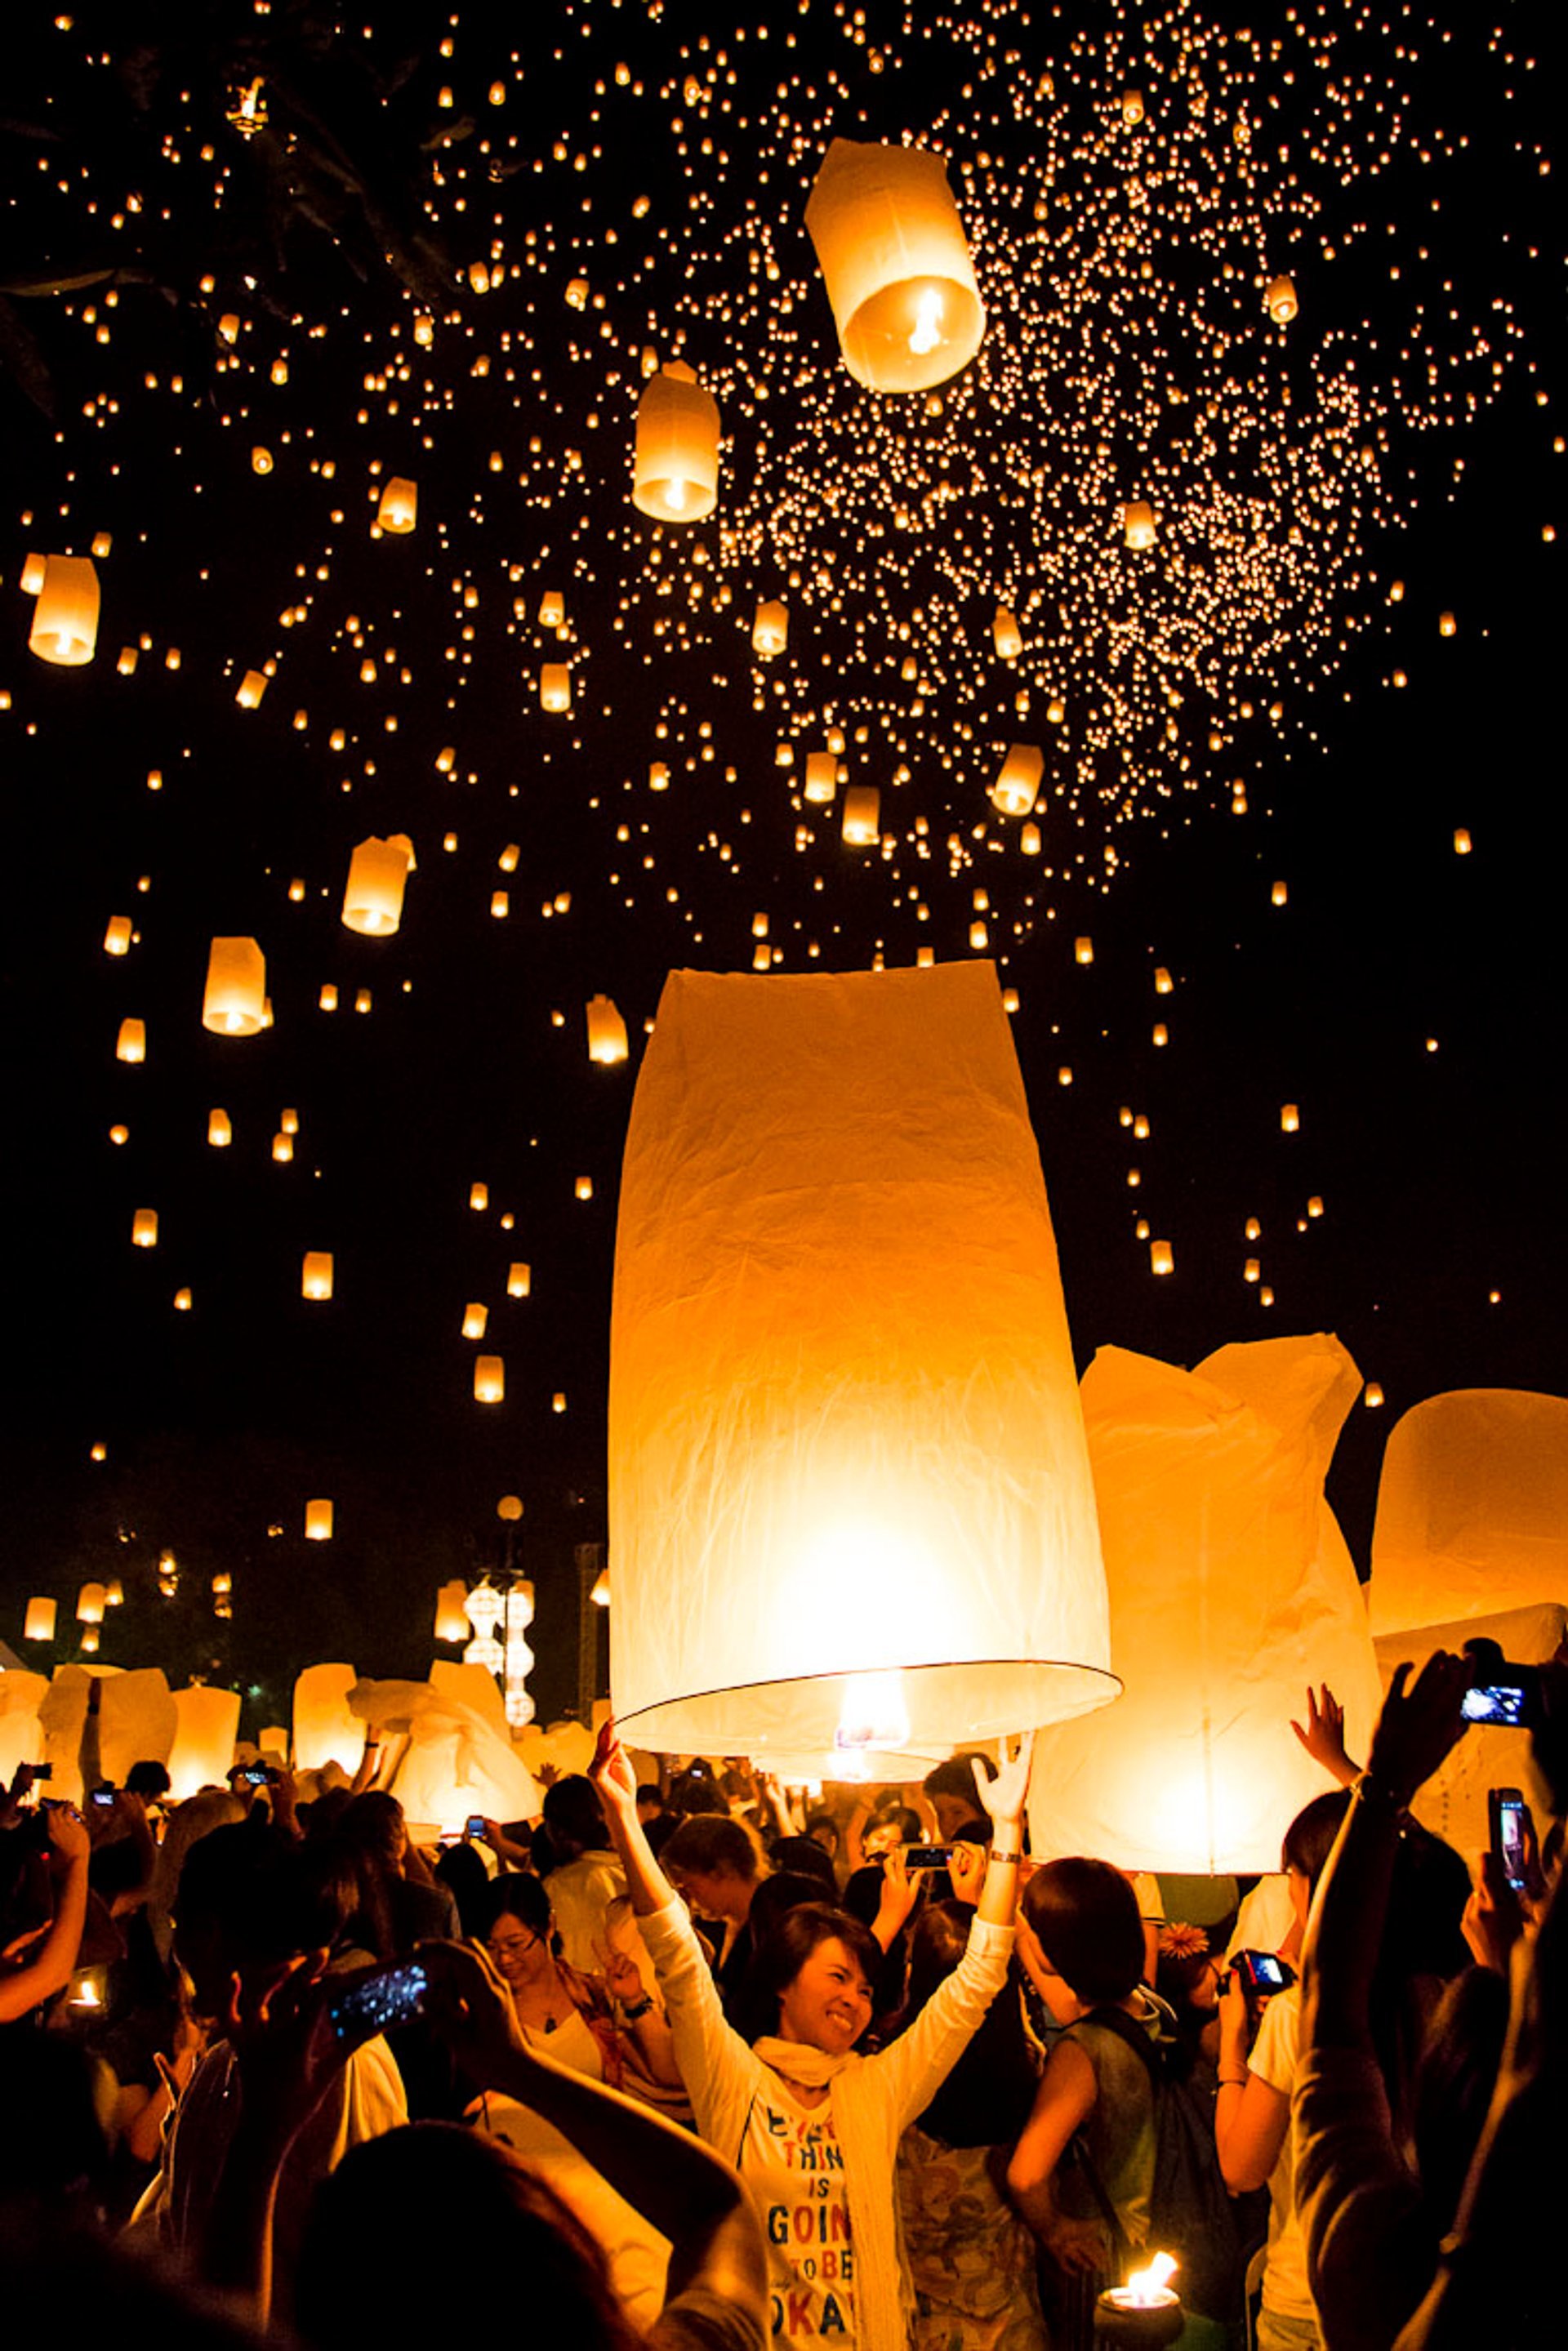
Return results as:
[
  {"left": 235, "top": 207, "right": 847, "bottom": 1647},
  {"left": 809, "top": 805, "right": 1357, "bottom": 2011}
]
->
[
  {"left": 1248, "top": 1982, "right": 1316, "bottom": 2326},
  {"left": 743, "top": 2085, "right": 858, "bottom": 2346}
]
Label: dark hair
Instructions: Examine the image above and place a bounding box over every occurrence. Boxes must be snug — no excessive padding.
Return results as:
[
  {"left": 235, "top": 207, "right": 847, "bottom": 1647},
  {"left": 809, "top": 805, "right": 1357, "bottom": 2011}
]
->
[
  {"left": 662, "top": 1814, "right": 761, "bottom": 1884},
  {"left": 766, "top": 1836, "right": 840, "bottom": 1897},
  {"left": 126, "top": 1760, "right": 172, "bottom": 1800},
  {"left": 1410, "top": 1965, "right": 1509, "bottom": 2232},
  {"left": 1370, "top": 1823, "right": 1473, "bottom": 2135},
  {"left": 901, "top": 1898, "right": 972, "bottom": 2024},
  {"left": 477, "top": 1872, "right": 553, "bottom": 1945},
  {"left": 635, "top": 1784, "right": 664, "bottom": 1809},
  {"left": 1022, "top": 1858, "right": 1144, "bottom": 2006},
  {"left": 665, "top": 1766, "right": 731, "bottom": 1820},
  {"left": 805, "top": 1812, "right": 840, "bottom": 1846},
  {"left": 296, "top": 2124, "right": 644, "bottom": 2351},
  {"left": 871, "top": 1806, "right": 924, "bottom": 1845},
  {"left": 433, "top": 1840, "right": 490, "bottom": 1937},
  {"left": 923, "top": 1753, "right": 996, "bottom": 1802},
  {"left": 1281, "top": 1789, "right": 1353, "bottom": 1892},
  {"left": 750, "top": 1902, "right": 883, "bottom": 2037},
  {"left": 541, "top": 1775, "right": 608, "bottom": 1855}
]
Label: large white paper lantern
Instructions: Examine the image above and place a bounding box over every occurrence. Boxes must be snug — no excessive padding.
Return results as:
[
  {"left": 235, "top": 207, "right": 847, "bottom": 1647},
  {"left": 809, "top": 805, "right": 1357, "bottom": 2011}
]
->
[
  {"left": 350, "top": 1677, "right": 541, "bottom": 1838},
  {"left": 805, "top": 139, "right": 986, "bottom": 393},
  {"left": 167, "top": 1685, "right": 241, "bottom": 1801},
  {"left": 0, "top": 1670, "right": 51, "bottom": 1791},
  {"left": 1029, "top": 1335, "right": 1382, "bottom": 1877},
  {"left": 1369, "top": 1389, "right": 1568, "bottom": 1635},
  {"left": 608, "top": 961, "right": 1114, "bottom": 1758},
  {"left": 98, "top": 1668, "right": 177, "bottom": 1784},
  {"left": 292, "top": 1663, "right": 363, "bottom": 1772}
]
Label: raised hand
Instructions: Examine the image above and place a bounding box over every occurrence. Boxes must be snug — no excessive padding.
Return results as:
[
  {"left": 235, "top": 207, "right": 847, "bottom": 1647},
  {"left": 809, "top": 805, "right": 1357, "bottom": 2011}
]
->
[
  {"left": 590, "top": 1718, "right": 639, "bottom": 1823},
  {"left": 1366, "top": 1652, "right": 1470, "bottom": 1806},
  {"left": 976, "top": 1730, "right": 1036, "bottom": 1828},
  {"left": 1290, "top": 1684, "right": 1358, "bottom": 1785}
]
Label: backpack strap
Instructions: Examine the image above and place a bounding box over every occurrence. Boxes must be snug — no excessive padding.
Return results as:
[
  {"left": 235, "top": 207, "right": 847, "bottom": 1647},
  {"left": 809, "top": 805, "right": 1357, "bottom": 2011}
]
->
[{"left": 1079, "top": 2002, "right": 1162, "bottom": 2085}]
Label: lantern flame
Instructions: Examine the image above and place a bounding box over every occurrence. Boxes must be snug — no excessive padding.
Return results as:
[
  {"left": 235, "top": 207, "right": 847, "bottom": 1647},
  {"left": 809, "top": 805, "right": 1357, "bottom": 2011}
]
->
[
  {"left": 908, "top": 287, "right": 945, "bottom": 355},
  {"left": 1123, "top": 2254, "right": 1178, "bottom": 2305},
  {"left": 834, "top": 1668, "right": 911, "bottom": 1754}
]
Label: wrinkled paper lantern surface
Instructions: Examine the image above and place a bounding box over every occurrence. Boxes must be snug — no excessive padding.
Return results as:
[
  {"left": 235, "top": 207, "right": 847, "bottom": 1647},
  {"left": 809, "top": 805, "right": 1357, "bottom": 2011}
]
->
[
  {"left": 292, "top": 1663, "right": 363, "bottom": 1772},
  {"left": 0, "top": 1670, "right": 50, "bottom": 1788},
  {"left": 608, "top": 962, "right": 1114, "bottom": 1757},
  {"left": 98, "top": 1668, "right": 177, "bottom": 1783},
  {"left": 805, "top": 138, "right": 986, "bottom": 393},
  {"left": 1369, "top": 1389, "right": 1568, "bottom": 1634},
  {"left": 167, "top": 1685, "right": 241, "bottom": 1801},
  {"left": 1028, "top": 1335, "right": 1382, "bottom": 1877}
]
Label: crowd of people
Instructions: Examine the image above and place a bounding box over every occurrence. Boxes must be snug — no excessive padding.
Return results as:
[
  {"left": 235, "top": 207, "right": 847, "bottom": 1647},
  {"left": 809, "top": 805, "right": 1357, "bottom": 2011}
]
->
[{"left": 2, "top": 1649, "right": 1565, "bottom": 2351}]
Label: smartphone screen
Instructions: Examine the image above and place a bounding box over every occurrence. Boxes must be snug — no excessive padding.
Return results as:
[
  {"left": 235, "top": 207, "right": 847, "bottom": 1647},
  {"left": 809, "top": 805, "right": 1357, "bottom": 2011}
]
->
[
  {"left": 1497, "top": 1797, "right": 1527, "bottom": 1891},
  {"left": 327, "top": 1960, "right": 429, "bottom": 2043},
  {"left": 1463, "top": 1683, "right": 1528, "bottom": 1727},
  {"left": 466, "top": 1814, "right": 486, "bottom": 1838},
  {"left": 902, "top": 1846, "right": 956, "bottom": 1872}
]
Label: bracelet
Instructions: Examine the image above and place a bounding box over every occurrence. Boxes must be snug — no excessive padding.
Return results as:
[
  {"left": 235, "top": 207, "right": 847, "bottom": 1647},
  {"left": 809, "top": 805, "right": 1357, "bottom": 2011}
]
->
[
  {"left": 621, "top": 1995, "right": 653, "bottom": 2022},
  {"left": 1218, "top": 2075, "right": 1249, "bottom": 2089},
  {"left": 989, "top": 1847, "right": 1023, "bottom": 1865}
]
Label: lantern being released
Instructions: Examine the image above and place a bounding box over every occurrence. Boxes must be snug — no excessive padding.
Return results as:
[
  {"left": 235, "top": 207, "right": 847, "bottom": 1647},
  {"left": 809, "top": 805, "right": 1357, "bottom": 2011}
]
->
[
  {"left": 991, "top": 744, "right": 1044, "bottom": 817},
  {"left": 1028, "top": 1335, "right": 1382, "bottom": 1877},
  {"left": 586, "top": 994, "right": 630, "bottom": 1065},
  {"left": 633, "top": 363, "right": 720, "bottom": 523},
  {"left": 202, "top": 937, "right": 267, "bottom": 1035},
  {"left": 1369, "top": 1389, "right": 1568, "bottom": 1636},
  {"left": 608, "top": 963, "right": 1115, "bottom": 1758},
  {"left": 805, "top": 139, "right": 986, "bottom": 394}
]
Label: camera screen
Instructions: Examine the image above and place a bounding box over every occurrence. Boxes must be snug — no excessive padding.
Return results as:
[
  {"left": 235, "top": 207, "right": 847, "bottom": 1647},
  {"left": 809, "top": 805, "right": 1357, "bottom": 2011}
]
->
[
  {"left": 327, "top": 1961, "right": 429, "bottom": 2042},
  {"left": 1463, "top": 1684, "right": 1527, "bottom": 1727},
  {"left": 1251, "top": 1953, "right": 1288, "bottom": 1989},
  {"left": 1499, "top": 1802, "right": 1527, "bottom": 1887}
]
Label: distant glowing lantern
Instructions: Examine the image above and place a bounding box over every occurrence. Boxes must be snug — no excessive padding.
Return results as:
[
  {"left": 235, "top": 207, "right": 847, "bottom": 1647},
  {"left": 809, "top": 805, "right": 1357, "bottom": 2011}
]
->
[
  {"left": 104, "top": 1581, "right": 123, "bottom": 1608},
  {"left": 462, "top": 1303, "right": 488, "bottom": 1341},
  {"left": 80, "top": 1627, "right": 100, "bottom": 1654},
  {"left": 341, "top": 835, "right": 413, "bottom": 935},
  {"left": 377, "top": 477, "right": 418, "bottom": 533},
  {"left": 1369, "top": 1390, "right": 1568, "bottom": 1634},
  {"left": 167, "top": 1685, "right": 242, "bottom": 1802},
  {"left": 993, "top": 606, "right": 1022, "bottom": 660},
  {"left": 608, "top": 963, "right": 1116, "bottom": 1758},
  {"left": 804, "top": 138, "right": 985, "bottom": 394},
  {"left": 29, "top": 557, "right": 100, "bottom": 665},
  {"left": 753, "top": 600, "right": 789, "bottom": 657},
  {"left": 24, "top": 1597, "right": 57, "bottom": 1641},
  {"left": 1021, "top": 822, "right": 1042, "bottom": 856},
  {"left": 435, "top": 1580, "right": 470, "bottom": 1642},
  {"left": 633, "top": 363, "right": 720, "bottom": 523},
  {"left": 305, "top": 1498, "right": 334, "bottom": 1541},
  {"left": 991, "top": 744, "right": 1042, "bottom": 817},
  {"left": 272, "top": 1132, "right": 293, "bottom": 1161},
  {"left": 1150, "top": 1240, "right": 1174, "bottom": 1276},
  {"left": 841, "top": 786, "right": 881, "bottom": 845},
  {"left": 1122, "top": 501, "right": 1157, "bottom": 550},
  {"left": 1075, "top": 937, "right": 1094, "bottom": 965},
  {"left": 1121, "top": 88, "right": 1146, "bottom": 126},
  {"left": 203, "top": 937, "right": 267, "bottom": 1035},
  {"left": 235, "top": 669, "right": 268, "bottom": 709},
  {"left": 301, "top": 1251, "right": 334, "bottom": 1300},
  {"left": 474, "top": 1356, "right": 505, "bottom": 1403},
  {"left": 1281, "top": 1103, "right": 1300, "bottom": 1133},
  {"left": 173, "top": 1287, "right": 193, "bottom": 1312},
  {"left": 586, "top": 995, "right": 630, "bottom": 1065},
  {"left": 507, "top": 1263, "right": 531, "bottom": 1297},
  {"left": 104, "top": 916, "right": 132, "bottom": 955},
  {"left": 805, "top": 753, "right": 839, "bottom": 805},
  {"left": 1028, "top": 1337, "right": 1382, "bottom": 1874},
  {"left": 117, "top": 1018, "right": 146, "bottom": 1064},
  {"left": 1454, "top": 828, "right": 1472, "bottom": 854},
  {"left": 20, "top": 553, "right": 46, "bottom": 595},
  {"left": 131, "top": 1209, "right": 158, "bottom": 1248},
  {"left": 77, "top": 1583, "right": 106, "bottom": 1625},
  {"left": 207, "top": 1110, "right": 232, "bottom": 1147},
  {"left": 539, "top": 590, "right": 565, "bottom": 627},
  {"left": 540, "top": 663, "right": 572, "bottom": 712},
  {"left": 252, "top": 447, "right": 273, "bottom": 474},
  {"left": 576, "top": 1176, "right": 594, "bottom": 1201},
  {"left": 1265, "top": 274, "right": 1298, "bottom": 323}
]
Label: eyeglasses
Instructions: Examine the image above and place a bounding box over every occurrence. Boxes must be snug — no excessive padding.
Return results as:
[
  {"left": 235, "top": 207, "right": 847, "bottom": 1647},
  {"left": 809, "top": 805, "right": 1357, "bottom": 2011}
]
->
[{"left": 486, "top": 1928, "right": 542, "bottom": 1962}]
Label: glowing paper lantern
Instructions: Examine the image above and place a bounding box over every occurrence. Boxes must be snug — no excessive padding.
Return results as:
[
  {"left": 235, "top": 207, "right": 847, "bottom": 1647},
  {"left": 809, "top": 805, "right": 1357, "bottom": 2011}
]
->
[
  {"left": 540, "top": 663, "right": 572, "bottom": 712},
  {"left": 1265, "top": 274, "right": 1298, "bottom": 323},
  {"left": 104, "top": 916, "right": 132, "bottom": 955},
  {"left": 586, "top": 995, "right": 630, "bottom": 1065},
  {"left": 305, "top": 1498, "right": 335, "bottom": 1541},
  {"left": 1369, "top": 1390, "right": 1568, "bottom": 1635},
  {"left": 1028, "top": 1335, "right": 1382, "bottom": 1876},
  {"left": 434, "top": 1581, "right": 470, "bottom": 1643},
  {"left": 539, "top": 590, "right": 565, "bottom": 627},
  {"left": 993, "top": 606, "right": 1023, "bottom": 660},
  {"left": 99, "top": 1668, "right": 176, "bottom": 1784},
  {"left": 117, "top": 1018, "right": 146, "bottom": 1064},
  {"left": 235, "top": 669, "right": 268, "bottom": 709},
  {"left": 804, "top": 138, "right": 985, "bottom": 394},
  {"left": 29, "top": 557, "right": 100, "bottom": 665},
  {"left": 207, "top": 1109, "right": 233, "bottom": 1147},
  {"left": 753, "top": 600, "right": 789, "bottom": 657},
  {"left": 301, "top": 1252, "right": 334, "bottom": 1301},
  {"left": 341, "top": 835, "right": 414, "bottom": 936},
  {"left": 507, "top": 1262, "right": 532, "bottom": 1298},
  {"left": 292, "top": 1663, "right": 363, "bottom": 1773},
  {"left": 377, "top": 476, "right": 418, "bottom": 533},
  {"left": 632, "top": 363, "right": 720, "bottom": 523},
  {"left": 991, "top": 743, "right": 1043, "bottom": 817},
  {"left": 462, "top": 1303, "right": 488, "bottom": 1340},
  {"left": 805, "top": 753, "right": 839, "bottom": 805},
  {"left": 202, "top": 937, "right": 267, "bottom": 1035},
  {"left": 474, "top": 1356, "right": 505, "bottom": 1403},
  {"left": 24, "top": 1598, "right": 57, "bottom": 1641},
  {"left": 608, "top": 962, "right": 1115, "bottom": 1757},
  {"left": 131, "top": 1209, "right": 158, "bottom": 1248},
  {"left": 841, "top": 786, "right": 881, "bottom": 845},
  {"left": 1122, "top": 501, "right": 1157, "bottom": 550},
  {"left": 0, "top": 1669, "right": 50, "bottom": 1790},
  {"left": 167, "top": 1685, "right": 241, "bottom": 1802},
  {"left": 77, "top": 1582, "right": 105, "bottom": 1627}
]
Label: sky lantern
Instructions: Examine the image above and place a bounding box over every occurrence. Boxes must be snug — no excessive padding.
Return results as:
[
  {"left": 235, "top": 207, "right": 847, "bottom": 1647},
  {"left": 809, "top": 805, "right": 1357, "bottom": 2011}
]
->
[
  {"left": 1265, "top": 274, "right": 1298, "bottom": 323},
  {"left": 586, "top": 994, "right": 630, "bottom": 1064},
  {"left": 1029, "top": 1336, "right": 1382, "bottom": 1875},
  {"left": 1122, "top": 500, "right": 1157, "bottom": 550},
  {"left": 540, "top": 662, "right": 572, "bottom": 712},
  {"left": 841, "top": 785, "right": 880, "bottom": 844},
  {"left": 991, "top": 742, "right": 1043, "bottom": 816},
  {"left": 539, "top": 589, "right": 566, "bottom": 627},
  {"left": 116, "top": 1017, "right": 146, "bottom": 1063},
  {"left": 753, "top": 599, "right": 789, "bottom": 657},
  {"left": 131, "top": 1209, "right": 158, "bottom": 1248},
  {"left": 993, "top": 606, "right": 1023, "bottom": 659},
  {"left": 434, "top": 1580, "right": 470, "bottom": 1642},
  {"left": 167, "top": 1685, "right": 241, "bottom": 1801},
  {"left": 462, "top": 1303, "right": 488, "bottom": 1340},
  {"left": 24, "top": 1598, "right": 57, "bottom": 1642},
  {"left": 301, "top": 1251, "right": 334, "bottom": 1300},
  {"left": 805, "top": 752, "right": 839, "bottom": 804},
  {"left": 202, "top": 937, "right": 267, "bottom": 1035},
  {"left": 20, "top": 553, "right": 46, "bottom": 595},
  {"left": 507, "top": 1263, "right": 531, "bottom": 1298},
  {"left": 292, "top": 1663, "right": 363, "bottom": 1773},
  {"left": 207, "top": 1109, "right": 232, "bottom": 1147},
  {"left": 235, "top": 669, "right": 268, "bottom": 709},
  {"left": 341, "top": 834, "right": 413, "bottom": 934},
  {"left": 305, "top": 1498, "right": 334, "bottom": 1540},
  {"left": 1369, "top": 1390, "right": 1568, "bottom": 1635},
  {"left": 77, "top": 1582, "right": 106, "bottom": 1625},
  {"left": 376, "top": 475, "right": 418, "bottom": 532},
  {"left": 474, "top": 1355, "right": 505, "bottom": 1402},
  {"left": 804, "top": 138, "right": 986, "bottom": 394},
  {"left": 607, "top": 963, "right": 1115, "bottom": 1761},
  {"left": 633, "top": 363, "right": 720, "bottom": 522},
  {"left": 29, "top": 557, "right": 100, "bottom": 665},
  {"left": 104, "top": 916, "right": 132, "bottom": 955}
]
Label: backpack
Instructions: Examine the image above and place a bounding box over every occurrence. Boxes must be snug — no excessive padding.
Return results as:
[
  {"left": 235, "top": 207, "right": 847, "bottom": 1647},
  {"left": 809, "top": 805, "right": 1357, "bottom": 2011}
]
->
[{"left": 1068, "top": 2004, "right": 1243, "bottom": 2325}]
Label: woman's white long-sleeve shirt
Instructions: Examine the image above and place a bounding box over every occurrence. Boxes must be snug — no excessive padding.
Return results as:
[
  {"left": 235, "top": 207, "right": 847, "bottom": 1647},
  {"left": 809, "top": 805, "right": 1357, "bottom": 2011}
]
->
[{"left": 639, "top": 1895, "right": 1013, "bottom": 2351}]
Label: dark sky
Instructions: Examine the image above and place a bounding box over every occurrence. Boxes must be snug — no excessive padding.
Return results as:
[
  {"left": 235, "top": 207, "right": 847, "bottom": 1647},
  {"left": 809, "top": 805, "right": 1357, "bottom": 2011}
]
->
[{"left": 1, "top": 0, "right": 1563, "bottom": 1730}]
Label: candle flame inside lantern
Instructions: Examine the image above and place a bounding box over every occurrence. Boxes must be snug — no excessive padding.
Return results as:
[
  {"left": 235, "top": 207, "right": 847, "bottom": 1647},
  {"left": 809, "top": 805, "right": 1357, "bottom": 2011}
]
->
[
  {"left": 1123, "top": 2253, "right": 1178, "bottom": 2306},
  {"left": 908, "top": 286, "right": 945, "bottom": 355},
  {"left": 834, "top": 1668, "right": 911, "bottom": 1755}
]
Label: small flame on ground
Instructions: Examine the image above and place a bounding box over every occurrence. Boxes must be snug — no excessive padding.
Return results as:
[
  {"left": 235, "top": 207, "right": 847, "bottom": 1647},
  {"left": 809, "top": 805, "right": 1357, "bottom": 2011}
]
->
[{"left": 1123, "top": 2252, "right": 1178, "bottom": 2304}]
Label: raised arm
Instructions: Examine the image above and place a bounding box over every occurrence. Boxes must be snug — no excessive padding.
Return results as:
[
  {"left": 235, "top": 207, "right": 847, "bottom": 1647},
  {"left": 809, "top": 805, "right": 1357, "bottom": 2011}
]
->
[
  {"left": 0, "top": 1806, "right": 91, "bottom": 2023},
  {"left": 590, "top": 1721, "right": 681, "bottom": 1918}
]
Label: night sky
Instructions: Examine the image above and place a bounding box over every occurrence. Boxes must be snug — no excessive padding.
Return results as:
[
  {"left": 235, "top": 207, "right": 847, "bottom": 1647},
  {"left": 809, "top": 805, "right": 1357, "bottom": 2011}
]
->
[{"left": 2, "top": 0, "right": 1562, "bottom": 1734}]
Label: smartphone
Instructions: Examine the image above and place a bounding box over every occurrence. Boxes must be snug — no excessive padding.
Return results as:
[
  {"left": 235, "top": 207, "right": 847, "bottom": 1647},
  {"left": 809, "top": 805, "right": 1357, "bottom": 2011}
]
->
[
  {"left": 902, "top": 1846, "right": 956, "bottom": 1872},
  {"left": 241, "top": 1765, "right": 278, "bottom": 1787},
  {"left": 1462, "top": 1640, "right": 1538, "bottom": 1728},
  {"left": 91, "top": 1786, "right": 116, "bottom": 1810},
  {"left": 30, "top": 1763, "right": 53, "bottom": 1783},
  {"left": 1489, "top": 1787, "right": 1530, "bottom": 1894},
  {"left": 466, "top": 1814, "right": 487, "bottom": 1839},
  {"left": 1232, "top": 1949, "right": 1294, "bottom": 1998},
  {"left": 327, "top": 1960, "right": 429, "bottom": 2043}
]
